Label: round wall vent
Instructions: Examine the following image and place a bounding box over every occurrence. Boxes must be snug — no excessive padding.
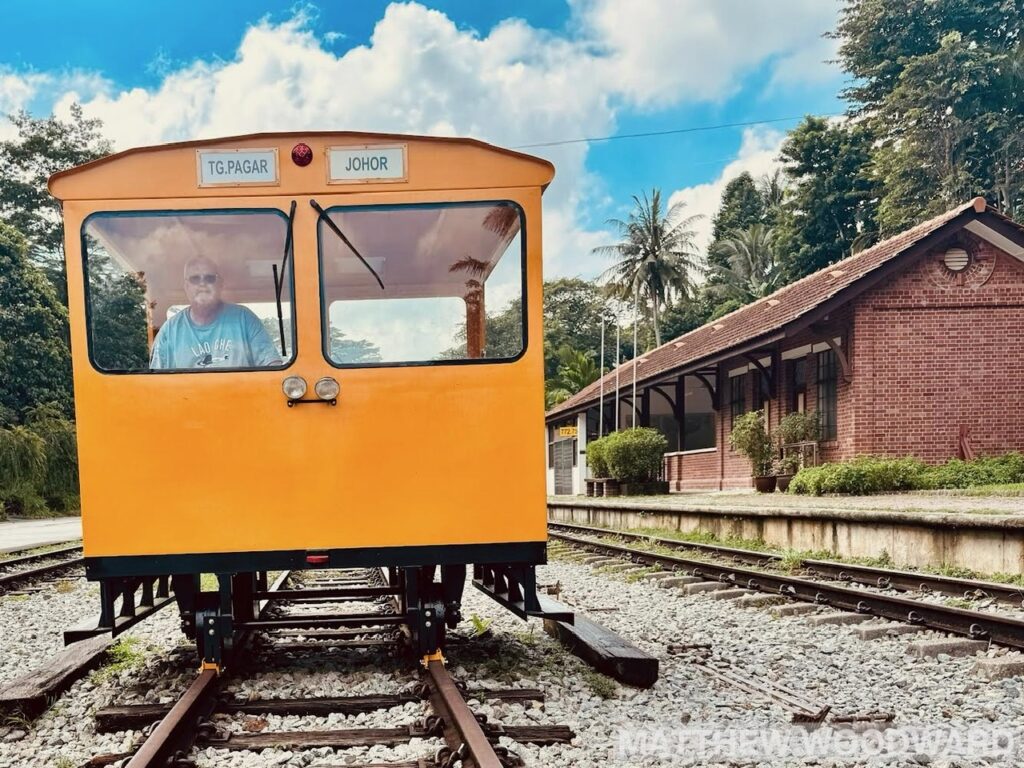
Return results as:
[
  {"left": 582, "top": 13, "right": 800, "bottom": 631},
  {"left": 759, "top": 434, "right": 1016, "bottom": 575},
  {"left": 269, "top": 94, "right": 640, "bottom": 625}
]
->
[{"left": 943, "top": 247, "right": 970, "bottom": 272}]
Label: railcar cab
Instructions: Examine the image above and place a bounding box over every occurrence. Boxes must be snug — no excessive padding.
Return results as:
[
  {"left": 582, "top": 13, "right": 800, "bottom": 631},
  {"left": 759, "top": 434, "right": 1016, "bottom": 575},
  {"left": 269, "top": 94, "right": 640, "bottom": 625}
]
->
[{"left": 49, "top": 133, "right": 569, "bottom": 667}]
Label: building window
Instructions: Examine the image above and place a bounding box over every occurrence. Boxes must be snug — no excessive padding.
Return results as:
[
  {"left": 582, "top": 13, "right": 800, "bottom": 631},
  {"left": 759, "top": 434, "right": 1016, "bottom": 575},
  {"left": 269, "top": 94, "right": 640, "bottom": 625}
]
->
[
  {"left": 817, "top": 350, "right": 837, "bottom": 440},
  {"left": 684, "top": 375, "right": 716, "bottom": 451},
  {"left": 790, "top": 359, "right": 806, "bottom": 413},
  {"left": 729, "top": 374, "right": 746, "bottom": 423},
  {"left": 752, "top": 368, "right": 771, "bottom": 424}
]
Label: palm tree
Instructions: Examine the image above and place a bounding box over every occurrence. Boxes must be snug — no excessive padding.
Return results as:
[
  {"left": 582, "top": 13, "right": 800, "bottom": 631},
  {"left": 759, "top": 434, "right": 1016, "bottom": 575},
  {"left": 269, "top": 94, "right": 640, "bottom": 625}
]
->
[
  {"left": 708, "top": 224, "right": 784, "bottom": 304},
  {"left": 593, "top": 189, "right": 701, "bottom": 346},
  {"left": 544, "top": 346, "right": 600, "bottom": 409}
]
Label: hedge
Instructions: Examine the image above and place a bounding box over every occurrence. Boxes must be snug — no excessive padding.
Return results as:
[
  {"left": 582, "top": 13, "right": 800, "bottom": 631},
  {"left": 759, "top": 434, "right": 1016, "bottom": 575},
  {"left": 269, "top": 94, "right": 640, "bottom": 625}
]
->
[{"left": 788, "top": 452, "right": 1024, "bottom": 495}]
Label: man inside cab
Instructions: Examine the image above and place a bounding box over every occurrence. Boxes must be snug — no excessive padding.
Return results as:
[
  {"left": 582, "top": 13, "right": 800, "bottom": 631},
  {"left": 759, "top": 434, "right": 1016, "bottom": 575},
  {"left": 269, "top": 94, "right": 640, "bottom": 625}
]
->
[{"left": 150, "top": 256, "right": 282, "bottom": 370}]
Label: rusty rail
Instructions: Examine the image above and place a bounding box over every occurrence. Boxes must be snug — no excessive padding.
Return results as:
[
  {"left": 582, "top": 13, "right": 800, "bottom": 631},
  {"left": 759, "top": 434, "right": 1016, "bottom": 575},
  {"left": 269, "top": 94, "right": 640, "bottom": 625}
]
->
[
  {"left": 549, "top": 521, "right": 1024, "bottom": 606},
  {"left": 423, "top": 659, "right": 504, "bottom": 768},
  {"left": 551, "top": 529, "right": 1024, "bottom": 649}
]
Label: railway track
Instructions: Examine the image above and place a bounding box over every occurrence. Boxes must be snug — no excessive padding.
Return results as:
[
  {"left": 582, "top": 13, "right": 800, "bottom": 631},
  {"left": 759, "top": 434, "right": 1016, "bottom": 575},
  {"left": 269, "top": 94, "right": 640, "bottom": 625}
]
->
[
  {"left": 550, "top": 521, "right": 1024, "bottom": 606},
  {"left": 548, "top": 522, "right": 1024, "bottom": 649},
  {"left": 0, "top": 542, "right": 84, "bottom": 593},
  {"left": 87, "top": 567, "right": 572, "bottom": 768}
]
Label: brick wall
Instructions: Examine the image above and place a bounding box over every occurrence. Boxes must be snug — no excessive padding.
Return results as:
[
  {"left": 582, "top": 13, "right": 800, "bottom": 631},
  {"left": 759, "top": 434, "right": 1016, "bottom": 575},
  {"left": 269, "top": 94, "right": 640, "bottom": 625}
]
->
[
  {"left": 847, "top": 237, "right": 1024, "bottom": 462},
  {"left": 661, "top": 232, "right": 1024, "bottom": 490}
]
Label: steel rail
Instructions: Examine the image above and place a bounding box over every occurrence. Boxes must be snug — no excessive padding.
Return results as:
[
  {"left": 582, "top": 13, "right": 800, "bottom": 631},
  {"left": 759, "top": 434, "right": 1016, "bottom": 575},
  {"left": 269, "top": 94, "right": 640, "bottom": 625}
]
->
[
  {"left": 549, "top": 521, "right": 1024, "bottom": 606},
  {"left": 0, "top": 544, "right": 82, "bottom": 568},
  {"left": 423, "top": 659, "right": 504, "bottom": 768},
  {"left": 0, "top": 556, "right": 84, "bottom": 592},
  {"left": 125, "top": 569, "right": 292, "bottom": 768},
  {"left": 550, "top": 530, "right": 1024, "bottom": 649}
]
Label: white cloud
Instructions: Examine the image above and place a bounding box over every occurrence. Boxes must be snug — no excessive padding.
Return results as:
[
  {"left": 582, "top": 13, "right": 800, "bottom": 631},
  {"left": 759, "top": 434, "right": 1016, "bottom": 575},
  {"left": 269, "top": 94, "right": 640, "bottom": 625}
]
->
[
  {"left": 571, "top": 0, "right": 842, "bottom": 106},
  {"left": 5, "top": 1, "right": 842, "bottom": 279},
  {"left": 667, "top": 126, "right": 787, "bottom": 255}
]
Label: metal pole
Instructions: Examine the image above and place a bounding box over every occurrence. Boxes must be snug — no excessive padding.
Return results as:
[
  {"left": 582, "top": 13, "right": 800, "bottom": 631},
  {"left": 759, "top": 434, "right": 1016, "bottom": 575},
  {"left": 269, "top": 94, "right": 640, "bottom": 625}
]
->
[
  {"left": 598, "top": 319, "right": 605, "bottom": 437},
  {"left": 632, "top": 285, "right": 639, "bottom": 429},
  {"left": 615, "top": 322, "right": 620, "bottom": 432}
]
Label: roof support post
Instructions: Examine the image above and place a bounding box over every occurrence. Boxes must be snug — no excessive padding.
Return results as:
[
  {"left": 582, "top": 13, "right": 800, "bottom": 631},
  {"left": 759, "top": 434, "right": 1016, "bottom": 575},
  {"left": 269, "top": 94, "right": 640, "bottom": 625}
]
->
[
  {"left": 640, "top": 388, "right": 651, "bottom": 428},
  {"left": 742, "top": 353, "right": 776, "bottom": 399},
  {"left": 675, "top": 376, "right": 685, "bottom": 452}
]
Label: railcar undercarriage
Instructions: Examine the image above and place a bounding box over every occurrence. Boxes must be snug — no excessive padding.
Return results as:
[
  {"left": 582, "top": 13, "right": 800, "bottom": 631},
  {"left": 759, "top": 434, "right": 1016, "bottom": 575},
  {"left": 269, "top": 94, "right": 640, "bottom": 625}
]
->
[{"left": 69, "top": 554, "right": 572, "bottom": 669}]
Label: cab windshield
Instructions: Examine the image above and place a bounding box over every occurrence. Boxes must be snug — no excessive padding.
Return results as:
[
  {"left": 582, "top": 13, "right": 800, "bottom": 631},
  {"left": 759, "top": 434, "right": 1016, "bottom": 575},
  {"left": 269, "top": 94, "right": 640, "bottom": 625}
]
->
[
  {"left": 317, "top": 201, "right": 525, "bottom": 366},
  {"left": 82, "top": 209, "right": 294, "bottom": 373}
]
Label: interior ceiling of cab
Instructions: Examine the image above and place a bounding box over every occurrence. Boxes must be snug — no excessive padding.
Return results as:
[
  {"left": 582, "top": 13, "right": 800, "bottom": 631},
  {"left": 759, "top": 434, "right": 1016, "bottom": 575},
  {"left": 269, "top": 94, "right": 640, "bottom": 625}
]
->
[{"left": 86, "top": 205, "right": 521, "bottom": 320}]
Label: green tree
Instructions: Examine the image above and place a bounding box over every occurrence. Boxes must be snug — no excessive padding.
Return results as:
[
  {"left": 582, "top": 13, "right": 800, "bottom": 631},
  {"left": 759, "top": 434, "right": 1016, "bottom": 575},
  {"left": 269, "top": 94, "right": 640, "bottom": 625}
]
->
[
  {"left": 708, "top": 224, "right": 785, "bottom": 305},
  {"left": 0, "top": 105, "right": 112, "bottom": 298},
  {"left": 0, "top": 224, "right": 73, "bottom": 420},
  {"left": 541, "top": 278, "right": 618, "bottom": 378},
  {"left": 708, "top": 173, "right": 766, "bottom": 274},
  {"left": 86, "top": 250, "right": 150, "bottom": 371},
  {"left": 544, "top": 346, "right": 600, "bottom": 409},
  {"left": 834, "top": 0, "right": 1024, "bottom": 226},
  {"left": 774, "top": 117, "right": 879, "bottom": 280},
  {"left": 330, "top": 327, "right": 382, "bottom": 364},
  {"left": 594, "top": 189, "right": 702, "bottom": 347}
]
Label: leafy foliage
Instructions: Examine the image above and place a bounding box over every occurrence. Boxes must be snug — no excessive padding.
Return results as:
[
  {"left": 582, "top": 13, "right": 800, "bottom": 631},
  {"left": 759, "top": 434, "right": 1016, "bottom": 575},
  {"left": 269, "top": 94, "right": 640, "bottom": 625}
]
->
[
  {"left": 835, "top": 0, "right": 1024, "bottom": 227},
  {"left": 708, "top": 224, "right": 785, "bottom": 304},
  {"left": 599, "top": 428, "right": 668, "bottom": 483},
  {"left": 728, "top": 410, "right": 773, "bottom": 476},
  {"left": 774, "top": 117, "right": 880, "bottom": 280},
  {"left": 86, "top": 249, "right": 150, "bottom": 371},
  {"left": 788, "top": 453, "right": 1024, "bottom": 495},
  {"left": 0, "top": 105, "right": 112, "bottom": 297},
  {"left": 545, "top": 346, "right": 600, "bottom": 408},
  {"left": 594, "top": 189, "right": 702, "bottom": 346},
  {"left": 0, "top": 223, "right": 73, "bottom": 420},
  {"left": 585, "top": 435, "right": 610, "bottom": 477}
]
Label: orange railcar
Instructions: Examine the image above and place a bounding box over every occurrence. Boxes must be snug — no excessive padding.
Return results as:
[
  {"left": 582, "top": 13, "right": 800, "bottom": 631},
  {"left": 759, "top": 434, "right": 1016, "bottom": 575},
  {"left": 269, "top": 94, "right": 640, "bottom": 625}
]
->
[{"left": 50, "top": 132, "right": 564, "bottom": 664}]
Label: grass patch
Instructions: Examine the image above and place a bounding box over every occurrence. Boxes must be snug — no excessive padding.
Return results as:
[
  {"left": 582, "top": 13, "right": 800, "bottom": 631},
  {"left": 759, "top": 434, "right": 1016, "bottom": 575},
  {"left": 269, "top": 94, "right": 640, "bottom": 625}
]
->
[
  {"left": 624, "top": 566, "right": 659, "bottom": 583},
  {"left": 91, "top": 637, "right": 147, "bottom": 682},
  {"left": 54, "top": 579, "right": 76, "bottom": 594},
  {"left": 582, "top": 668, "right": 618, "bottom": 699},
  {"left": 0, "top": 540, "right": 80, "bottom": 563}
]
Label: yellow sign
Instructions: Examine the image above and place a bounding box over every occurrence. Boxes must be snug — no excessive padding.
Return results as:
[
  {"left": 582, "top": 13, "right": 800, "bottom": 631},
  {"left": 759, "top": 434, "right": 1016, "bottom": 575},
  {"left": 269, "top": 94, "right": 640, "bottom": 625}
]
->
[{"left": 558, "top": 426, "right": 578, "bottom": 438}]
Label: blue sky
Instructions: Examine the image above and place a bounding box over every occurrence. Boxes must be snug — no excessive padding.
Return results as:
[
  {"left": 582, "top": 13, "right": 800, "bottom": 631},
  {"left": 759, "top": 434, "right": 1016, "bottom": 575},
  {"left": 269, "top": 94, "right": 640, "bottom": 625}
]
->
[{"left": 0, "top": 0, "right": 846, "bottom": 277}]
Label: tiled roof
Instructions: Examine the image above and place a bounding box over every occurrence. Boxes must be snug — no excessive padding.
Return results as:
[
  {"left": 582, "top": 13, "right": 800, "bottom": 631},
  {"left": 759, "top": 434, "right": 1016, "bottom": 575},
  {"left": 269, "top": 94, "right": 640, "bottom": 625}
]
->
[{"left": 546, "top": 198, "right": 1010, "bottom": 422}]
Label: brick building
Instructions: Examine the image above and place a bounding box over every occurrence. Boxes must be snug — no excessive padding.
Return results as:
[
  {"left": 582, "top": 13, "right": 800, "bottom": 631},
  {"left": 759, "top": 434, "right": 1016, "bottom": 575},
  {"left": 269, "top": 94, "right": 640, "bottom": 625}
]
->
[{"left": 545, "top": 198, "right": 1024, "bottom": 494}]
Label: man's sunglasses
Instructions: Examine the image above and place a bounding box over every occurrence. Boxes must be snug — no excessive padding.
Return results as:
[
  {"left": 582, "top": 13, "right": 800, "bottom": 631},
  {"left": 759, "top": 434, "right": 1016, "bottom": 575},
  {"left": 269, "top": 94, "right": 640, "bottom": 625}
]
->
[{"left": 187, "top": 273, "right": 219, "bottom": 286}]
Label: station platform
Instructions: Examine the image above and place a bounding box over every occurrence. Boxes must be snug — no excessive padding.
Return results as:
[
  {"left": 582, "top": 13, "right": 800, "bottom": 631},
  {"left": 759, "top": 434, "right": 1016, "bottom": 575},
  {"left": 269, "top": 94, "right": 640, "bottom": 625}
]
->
[
  {"left": 548, "top": 493, "right": 1024, "bottom": 576},
  {"left": 0, "top": 517, "right": 83, "bottom": 554}
]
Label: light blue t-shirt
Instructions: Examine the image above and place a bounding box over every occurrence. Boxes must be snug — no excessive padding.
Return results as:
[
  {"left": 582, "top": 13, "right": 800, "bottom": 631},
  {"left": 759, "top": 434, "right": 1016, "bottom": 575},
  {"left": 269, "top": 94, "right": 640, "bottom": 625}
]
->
[{"left": 150, "top": 303, "right": 282, "bottom": 370}]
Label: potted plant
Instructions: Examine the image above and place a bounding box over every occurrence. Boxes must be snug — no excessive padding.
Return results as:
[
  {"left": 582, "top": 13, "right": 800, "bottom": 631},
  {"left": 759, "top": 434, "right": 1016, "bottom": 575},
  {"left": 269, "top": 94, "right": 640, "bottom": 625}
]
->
[
  {"left": 729, "top": 410, "right": 775, "bottom": 492},
  {"left": 772, "top": 412, "right": 820, "bottom": 492},
  {"left": 774, "top": 454, "right": 801, "bottom": 492}
]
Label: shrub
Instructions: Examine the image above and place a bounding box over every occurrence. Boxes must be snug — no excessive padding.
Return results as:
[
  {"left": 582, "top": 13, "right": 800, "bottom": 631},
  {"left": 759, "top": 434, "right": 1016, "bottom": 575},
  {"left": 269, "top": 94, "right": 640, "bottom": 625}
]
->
[
  {"left": 0, "top": 425, "right": 47, "bottom": 517},
  {"left": 586, "top": 435, "right": 610, "bottom": 477},
  {"left": 788, "top": 456, "right": 929, "bottom": 495},
  {"left": 602, "top": 428, "right": 668, "bottom": 483},
  {"left": 729, "top": 410, "right": 773, "bottom": 476},
  {"left": 25, "top": 404, "right": 79, "bottom": 510},
  {"left": 774, "top": 411, "right": 820, "bottom": 447},
  {"left": 922, "top": 453, "right": 1024, "bottom": 489}
]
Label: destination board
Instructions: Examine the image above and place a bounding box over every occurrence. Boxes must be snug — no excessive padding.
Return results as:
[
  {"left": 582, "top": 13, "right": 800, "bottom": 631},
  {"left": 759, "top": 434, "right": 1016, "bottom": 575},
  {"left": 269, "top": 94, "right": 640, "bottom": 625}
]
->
[
  {"left": 197, "top": 148, "right": 279, "bottom": 187},
  {"left": 328, "top": 145, "right": 407, "bottom": 184}
]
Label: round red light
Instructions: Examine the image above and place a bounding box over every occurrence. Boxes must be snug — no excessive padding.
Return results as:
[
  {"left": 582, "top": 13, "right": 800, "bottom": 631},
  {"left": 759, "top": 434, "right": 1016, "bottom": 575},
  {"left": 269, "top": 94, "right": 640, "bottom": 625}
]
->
[{"left": 291, "top": 143, "right": 313, "bottom": 167}]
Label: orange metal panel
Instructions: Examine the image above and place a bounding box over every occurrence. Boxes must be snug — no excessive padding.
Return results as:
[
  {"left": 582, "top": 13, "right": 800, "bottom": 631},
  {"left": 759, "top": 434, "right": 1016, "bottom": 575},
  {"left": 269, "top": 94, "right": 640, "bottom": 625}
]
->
[{"left": 61, "top": 140, "right": 549, "bottom": 560}]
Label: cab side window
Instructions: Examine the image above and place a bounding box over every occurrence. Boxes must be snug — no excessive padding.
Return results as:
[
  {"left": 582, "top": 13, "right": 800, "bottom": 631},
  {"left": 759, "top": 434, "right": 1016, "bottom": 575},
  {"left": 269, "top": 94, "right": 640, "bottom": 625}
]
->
[{"left": 83, "top": 210, "right": 295, "bottom": 373}]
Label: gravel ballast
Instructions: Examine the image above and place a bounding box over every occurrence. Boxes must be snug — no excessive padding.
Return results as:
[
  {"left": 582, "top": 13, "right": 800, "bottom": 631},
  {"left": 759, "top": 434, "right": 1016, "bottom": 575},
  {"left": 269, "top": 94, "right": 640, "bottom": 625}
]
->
[{"left": 3, "top": 555, "right": 1024, "bottom": 767}]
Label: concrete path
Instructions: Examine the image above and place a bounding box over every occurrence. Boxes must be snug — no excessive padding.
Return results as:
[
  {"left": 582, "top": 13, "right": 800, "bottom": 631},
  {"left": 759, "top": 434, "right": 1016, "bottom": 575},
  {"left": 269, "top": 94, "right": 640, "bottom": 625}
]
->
[{"left": 0, "top": 517, "right": 82, "bottom": 553}]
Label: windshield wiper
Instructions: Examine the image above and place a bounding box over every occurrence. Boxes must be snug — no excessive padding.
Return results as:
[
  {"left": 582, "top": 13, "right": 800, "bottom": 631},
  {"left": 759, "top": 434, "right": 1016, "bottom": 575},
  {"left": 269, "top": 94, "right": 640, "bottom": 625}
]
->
[
  {"left": 310, "top": 198, "right": 385, "bottom": 290},
  {"left": 273, "top": 200, "right": 297, "bottom": 358}
]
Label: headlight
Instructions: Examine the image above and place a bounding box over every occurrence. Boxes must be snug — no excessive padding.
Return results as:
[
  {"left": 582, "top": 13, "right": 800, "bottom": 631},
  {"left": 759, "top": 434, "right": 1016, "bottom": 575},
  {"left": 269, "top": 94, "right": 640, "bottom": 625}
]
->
[
  {"left": 282, "top": 376, "right": 307, "bottom": 400},
  {"left": 314, "top": 376, "right": 340, "bottom": 401}
]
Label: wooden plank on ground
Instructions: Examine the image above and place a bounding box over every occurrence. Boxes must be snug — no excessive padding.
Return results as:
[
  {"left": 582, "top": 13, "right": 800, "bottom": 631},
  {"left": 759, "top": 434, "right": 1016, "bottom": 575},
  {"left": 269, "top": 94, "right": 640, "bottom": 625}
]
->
[
  {"left": 544, "top": 610, "right": 658, "bottom": 688},
  {"left": 0, "top": 634, "right": 113, "bottom": 718}
]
